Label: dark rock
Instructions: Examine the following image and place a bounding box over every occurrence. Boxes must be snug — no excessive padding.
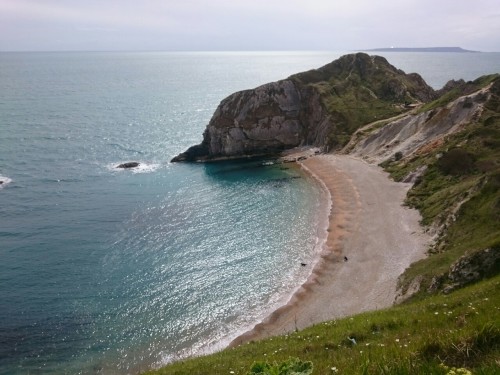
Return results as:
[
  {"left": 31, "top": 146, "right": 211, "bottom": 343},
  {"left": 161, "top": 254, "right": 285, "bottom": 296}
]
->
[
  {"left": 445, "top": 248, "right": 500, "bottom": 292},
  {"left": 117, "top": 162, "right": 140, "bottom": 169},
  {"left": 428, "top": 248, "right": 500, "bottom": 294},
  {"left": 171, "top": 143, "right": 209, "bottom": 162}
]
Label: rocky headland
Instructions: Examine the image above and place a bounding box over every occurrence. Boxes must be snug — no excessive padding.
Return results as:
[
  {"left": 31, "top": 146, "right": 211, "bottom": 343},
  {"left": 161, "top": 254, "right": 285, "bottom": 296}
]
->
[{"left": 171, "top": 53, "right": 436, "bottom": 162}]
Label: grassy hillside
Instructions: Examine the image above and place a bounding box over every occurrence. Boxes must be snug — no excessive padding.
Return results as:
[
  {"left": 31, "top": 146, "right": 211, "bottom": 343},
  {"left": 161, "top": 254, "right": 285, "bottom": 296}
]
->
[
  {"left": 145, "top": 276, "right": 499, "bottom": 374},
  {"left": 290, "top": 53, "right": 436, "bottom": 149},
  {"left": 382, "top": 76, "right": 500, "bottom": 296}
]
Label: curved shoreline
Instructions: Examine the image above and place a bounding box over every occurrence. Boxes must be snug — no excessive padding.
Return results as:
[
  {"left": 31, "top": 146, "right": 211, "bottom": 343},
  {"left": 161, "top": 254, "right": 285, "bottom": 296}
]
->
[{"left": 230, "top": 154, "right": 430, "bottom": 346}]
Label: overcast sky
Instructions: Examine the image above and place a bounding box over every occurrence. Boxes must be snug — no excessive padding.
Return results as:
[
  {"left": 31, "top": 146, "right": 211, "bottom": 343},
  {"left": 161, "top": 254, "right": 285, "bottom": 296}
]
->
[{"left": 1, "top": 0, "right": 499, "bottom": 52}]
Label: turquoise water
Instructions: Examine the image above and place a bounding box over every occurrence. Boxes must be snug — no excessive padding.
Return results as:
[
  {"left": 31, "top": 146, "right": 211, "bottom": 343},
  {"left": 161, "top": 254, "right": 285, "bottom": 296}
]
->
[{"left": 1, "top": 51, "right": 499, "bottom": 374}]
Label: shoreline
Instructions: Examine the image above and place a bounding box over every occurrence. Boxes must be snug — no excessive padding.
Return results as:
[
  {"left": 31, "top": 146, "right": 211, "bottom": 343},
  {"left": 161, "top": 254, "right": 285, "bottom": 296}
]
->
[{"left": 230, "top": 154, "right": 430, "bottom": 346}]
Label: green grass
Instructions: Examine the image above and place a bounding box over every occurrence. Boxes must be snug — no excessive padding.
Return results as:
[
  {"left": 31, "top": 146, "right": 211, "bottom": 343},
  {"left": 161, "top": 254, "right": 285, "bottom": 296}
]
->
[
  {"left": 144, "top": 276, "right": 500, "bottom": 374},
  {"left": 289, "top": 53, "right": 433, "bottom": 150},
  {"left": 418, "top": 74, "right": 499, "bottom": 114}
]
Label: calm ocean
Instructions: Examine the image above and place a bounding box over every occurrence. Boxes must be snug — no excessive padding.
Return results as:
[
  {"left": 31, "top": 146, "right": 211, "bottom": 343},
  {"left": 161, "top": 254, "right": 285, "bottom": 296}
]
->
[{"left": 1, "top": 51, "right": 499, "bottom": 374}]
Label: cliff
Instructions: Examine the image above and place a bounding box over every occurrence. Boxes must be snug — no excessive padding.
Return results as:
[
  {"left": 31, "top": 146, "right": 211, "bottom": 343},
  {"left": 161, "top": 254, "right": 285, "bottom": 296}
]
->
[{"left": 171, "top": 53, "right": 436, "bottom": 162}]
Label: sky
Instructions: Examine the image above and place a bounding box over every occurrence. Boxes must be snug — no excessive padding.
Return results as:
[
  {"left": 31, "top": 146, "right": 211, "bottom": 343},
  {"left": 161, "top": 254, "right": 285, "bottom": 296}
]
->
[{"left": 1, "top": 0, "right": 499, "bottom": 52}]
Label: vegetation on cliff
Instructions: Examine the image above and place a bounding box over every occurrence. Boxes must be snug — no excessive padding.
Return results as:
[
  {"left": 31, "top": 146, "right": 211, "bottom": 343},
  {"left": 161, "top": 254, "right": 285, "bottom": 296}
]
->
[
  {"left": 381, "top": 75, "right": 500, "bottom": 297},
  {"left": 290, "top": 53, "right": 435, "bottom": 148}
]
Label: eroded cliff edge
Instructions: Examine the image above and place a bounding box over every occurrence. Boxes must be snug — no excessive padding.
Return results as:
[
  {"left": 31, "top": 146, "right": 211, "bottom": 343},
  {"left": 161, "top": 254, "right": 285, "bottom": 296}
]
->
[{"left": 171, "top": 53, "right": 436, "bottom": 162}]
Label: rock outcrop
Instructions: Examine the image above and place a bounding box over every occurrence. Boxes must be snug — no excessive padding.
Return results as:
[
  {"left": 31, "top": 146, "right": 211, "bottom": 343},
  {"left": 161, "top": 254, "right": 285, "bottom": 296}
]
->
[
  {"left": 172, "top": 53, "right": 436, "bottom": 162},
  {"left": 345, "top": 83, "right": 491, "bottom": 164},
  {"left": 427, "top": 247, "right": 500, "bottom": 294},
  {"left": 117, "top": 162, "right": 140, "bottom": 169}
]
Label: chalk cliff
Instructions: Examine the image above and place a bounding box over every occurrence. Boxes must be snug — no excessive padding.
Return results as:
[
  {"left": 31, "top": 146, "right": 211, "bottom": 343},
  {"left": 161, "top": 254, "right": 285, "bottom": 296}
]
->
[{"left": 171, "top": 53, "right": 436, "bottom": 162}]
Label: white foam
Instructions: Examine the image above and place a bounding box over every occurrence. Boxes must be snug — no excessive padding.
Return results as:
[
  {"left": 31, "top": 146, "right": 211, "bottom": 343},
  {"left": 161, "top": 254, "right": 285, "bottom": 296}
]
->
[
  {"left": 109, "top": 162, "right": 162, "bottom": 174},
  {"left": 0, "top": 176, "right": 12, "bottom": 188}
]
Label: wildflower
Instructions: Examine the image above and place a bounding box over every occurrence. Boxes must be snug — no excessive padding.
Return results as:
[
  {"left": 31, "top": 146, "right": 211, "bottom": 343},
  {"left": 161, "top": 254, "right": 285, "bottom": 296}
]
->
[
  {"left": 435, "top": 312, "right": 439, "bottom": 315},
  {"left": 331, "top": 366, "right": 338, "bottom": 372},
  {"left": 395, "top": 339, "right": 400, "bottom": 342}
]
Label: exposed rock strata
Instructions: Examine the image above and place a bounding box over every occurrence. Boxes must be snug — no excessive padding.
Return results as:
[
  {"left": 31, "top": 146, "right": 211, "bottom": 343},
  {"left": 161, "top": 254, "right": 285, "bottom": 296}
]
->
[{"left": 346, "top": 84, "right": 491, "bottom": 164}]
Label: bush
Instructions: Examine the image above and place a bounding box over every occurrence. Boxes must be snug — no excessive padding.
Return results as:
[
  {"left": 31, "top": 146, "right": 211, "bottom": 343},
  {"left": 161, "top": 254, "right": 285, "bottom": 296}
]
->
[
  {"left": 437, "top": 148, "right": 475, "bottom": 175},
  {"left": 247, "top": 358, "right": 313, "bottom": 375}
]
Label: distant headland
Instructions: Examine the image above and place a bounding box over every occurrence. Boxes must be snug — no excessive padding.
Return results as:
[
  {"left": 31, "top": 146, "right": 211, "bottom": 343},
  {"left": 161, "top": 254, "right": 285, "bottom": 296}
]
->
[{"left": 362, "top": 46, "right": 479, "bottom": 53}]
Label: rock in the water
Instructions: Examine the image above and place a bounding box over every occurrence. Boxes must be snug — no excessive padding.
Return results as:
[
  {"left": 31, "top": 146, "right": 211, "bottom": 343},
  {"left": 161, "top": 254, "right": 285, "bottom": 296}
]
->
[{"left": 117, "top": 162, "right": 140, "bottom": 169}]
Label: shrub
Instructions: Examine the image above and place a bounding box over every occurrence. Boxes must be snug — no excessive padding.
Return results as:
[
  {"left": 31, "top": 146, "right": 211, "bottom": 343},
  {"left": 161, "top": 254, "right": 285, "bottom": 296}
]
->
[
  {"left": 437, "top": 148, "right": 476, "bottom": 175},
  {"left": 247, "top": 358, "right": 313, "bottom": 375}
]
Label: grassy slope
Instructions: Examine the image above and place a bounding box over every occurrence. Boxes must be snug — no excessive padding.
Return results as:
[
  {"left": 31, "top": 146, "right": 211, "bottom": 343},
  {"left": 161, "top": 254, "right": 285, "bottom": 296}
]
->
[
  {"left": 144, "top": 76, "right": 500, "bottom": 375},
  {"left": 383, "top": 76, "right": 500, "bottom": 293},
  {"left": 290, "top": 53, "right": 434, "bottom": 149},
  {"left": 145, "top": 276, "right": 499, "bottom": 375}
]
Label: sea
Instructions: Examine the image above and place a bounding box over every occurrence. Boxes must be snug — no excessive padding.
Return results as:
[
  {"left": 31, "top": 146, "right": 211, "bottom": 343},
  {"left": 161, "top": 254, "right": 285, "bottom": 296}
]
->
[{"left": 1, "top": 51, "right": 499, "bottom": 374}]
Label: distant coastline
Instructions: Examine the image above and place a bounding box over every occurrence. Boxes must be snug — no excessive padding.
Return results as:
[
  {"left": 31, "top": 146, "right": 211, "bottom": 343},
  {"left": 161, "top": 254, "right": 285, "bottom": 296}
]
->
[{"left": 361, "top": 46, "right": 479, "bottom": 53}]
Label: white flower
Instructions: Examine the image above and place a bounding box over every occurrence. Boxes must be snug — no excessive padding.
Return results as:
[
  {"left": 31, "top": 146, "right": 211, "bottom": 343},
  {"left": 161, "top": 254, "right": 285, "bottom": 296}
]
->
[{"left": 331, "top": 366, "right": 338, "bottom": 372}]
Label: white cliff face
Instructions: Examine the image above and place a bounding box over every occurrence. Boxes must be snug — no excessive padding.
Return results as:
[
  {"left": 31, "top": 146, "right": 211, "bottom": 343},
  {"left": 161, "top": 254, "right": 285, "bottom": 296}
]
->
[{"left": 347, "top": 87, "right": 491, "bottom": 164}]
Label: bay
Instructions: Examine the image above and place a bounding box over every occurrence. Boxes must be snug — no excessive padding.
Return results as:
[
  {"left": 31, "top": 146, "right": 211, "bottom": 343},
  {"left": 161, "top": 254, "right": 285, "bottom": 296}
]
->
[{"left": 0, "top": 51, "right": 499, "bottom": 374}]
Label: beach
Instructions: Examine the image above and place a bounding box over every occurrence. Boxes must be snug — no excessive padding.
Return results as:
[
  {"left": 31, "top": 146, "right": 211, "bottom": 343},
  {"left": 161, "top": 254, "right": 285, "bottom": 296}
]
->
[{"left": 231, "top": 154, "right": 431, "bottom": 345}]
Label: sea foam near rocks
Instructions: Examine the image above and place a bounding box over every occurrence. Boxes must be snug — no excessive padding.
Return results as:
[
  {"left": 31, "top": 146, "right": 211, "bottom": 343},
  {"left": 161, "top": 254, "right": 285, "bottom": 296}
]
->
[
  {"left": 109, "top": 162, "right": 161, "bottom": 174},
  {"left": 0, "top": 176, "right": 12, "bottom": 188}
]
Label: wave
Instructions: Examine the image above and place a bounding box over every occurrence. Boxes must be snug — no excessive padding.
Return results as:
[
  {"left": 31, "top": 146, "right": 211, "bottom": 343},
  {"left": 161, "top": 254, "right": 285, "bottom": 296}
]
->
[
  {"left": 0, "top": 175, "right": 12, "bottom": 188},
  {"left": 107, "top": 143, "right": 145, "bottom": 155}
]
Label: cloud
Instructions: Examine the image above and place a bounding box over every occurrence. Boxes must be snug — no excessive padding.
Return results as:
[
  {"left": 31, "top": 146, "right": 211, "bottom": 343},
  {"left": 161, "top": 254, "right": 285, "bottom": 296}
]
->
[{"left": 0, "top": 0, "right": 498, "bottom": 51}]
